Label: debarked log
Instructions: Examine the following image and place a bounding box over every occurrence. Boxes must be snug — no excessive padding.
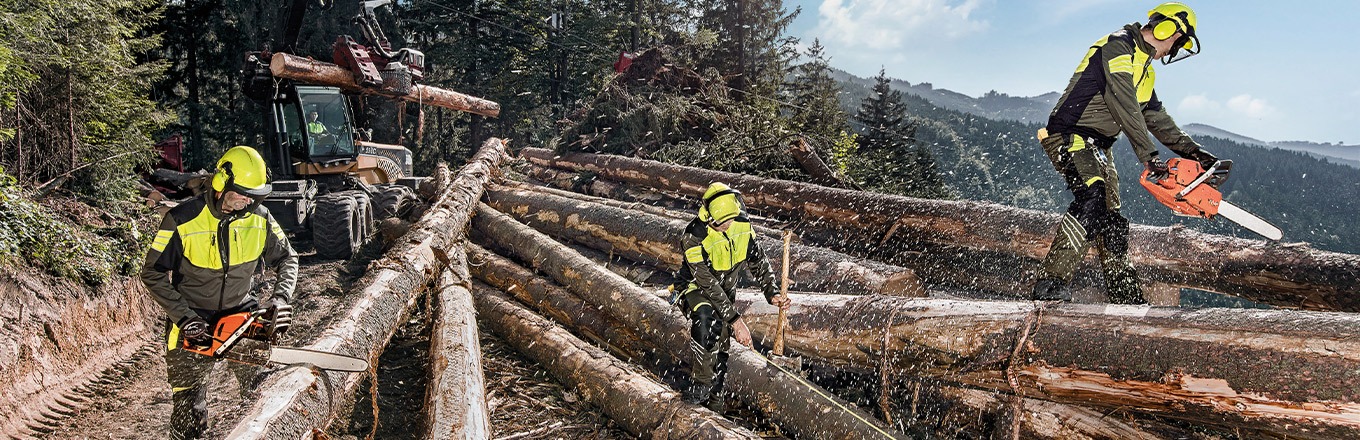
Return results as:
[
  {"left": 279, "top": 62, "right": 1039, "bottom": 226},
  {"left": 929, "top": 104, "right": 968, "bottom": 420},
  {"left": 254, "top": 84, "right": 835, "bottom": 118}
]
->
[
  {"left": 424, "top": 252, "right": 489, "bottom": 440},
  {"left": 519, "top": 147, "right": 1360, "bottom": 312},
  {"left": 734, "top": 291, "right": 1360, "bottom": 439},
  {"left": 226, "top": 138, "right": 508, "bottom": 439},
  {"left": 471, "top": 203, "right": 905, "bottom": 439},
  {"left": 270, "top": 52, "right": 500, "bottom": 118},
  {"left": 484, "top": 184, "right": 924, "bottom": 297},
  {"left": 473, "top": 283, "right": 758, "bottom": 439}
]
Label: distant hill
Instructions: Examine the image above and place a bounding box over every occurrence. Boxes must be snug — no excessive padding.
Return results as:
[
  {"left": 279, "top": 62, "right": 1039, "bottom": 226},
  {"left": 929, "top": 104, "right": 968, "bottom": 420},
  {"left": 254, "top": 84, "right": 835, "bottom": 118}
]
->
[
  {"left": 830, "top": 69, "right": 1360, "bottom": 169},
  {"left": 832, "top": 70, "right": 1360, "bottom": 254},
  {"left": 1182, "top": 124, "right": 1360, "bottom": 168}
]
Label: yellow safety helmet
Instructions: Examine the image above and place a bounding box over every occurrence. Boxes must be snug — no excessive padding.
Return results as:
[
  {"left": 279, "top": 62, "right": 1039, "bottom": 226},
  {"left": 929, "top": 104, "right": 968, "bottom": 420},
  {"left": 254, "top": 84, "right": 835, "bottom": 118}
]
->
[
  {"left": 698, "top": 182, "right": 744, "bottom": 225},
  {"left": 211, "top": 146, "right": 272, "bottom": 197},
  {"left": 1148, "top": 2, "right": 1199, "bottom": 64}
]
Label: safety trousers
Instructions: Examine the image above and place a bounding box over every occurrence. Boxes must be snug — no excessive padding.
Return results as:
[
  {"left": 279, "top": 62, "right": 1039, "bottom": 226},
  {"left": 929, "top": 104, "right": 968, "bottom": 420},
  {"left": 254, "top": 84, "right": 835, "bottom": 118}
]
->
[
  {"left": 164, "top": 320, "right": 260, "bottom": 440},
  {"left": 1037, "top": 133, "right": 1144, "bottom": 304},
  {"left": 687, "top": 304, "right": 731, "bottom": 393}
]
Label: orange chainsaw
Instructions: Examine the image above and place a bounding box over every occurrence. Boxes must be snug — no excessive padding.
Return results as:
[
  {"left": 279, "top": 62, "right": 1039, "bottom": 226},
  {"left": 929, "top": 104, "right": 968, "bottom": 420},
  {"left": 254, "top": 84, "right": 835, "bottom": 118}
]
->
[
  {"left": 183, "top": 309, "right": 369, "bottom": 372},
  {"left": 1139, "top": 158, "right": 1283, "bottom": 240}
]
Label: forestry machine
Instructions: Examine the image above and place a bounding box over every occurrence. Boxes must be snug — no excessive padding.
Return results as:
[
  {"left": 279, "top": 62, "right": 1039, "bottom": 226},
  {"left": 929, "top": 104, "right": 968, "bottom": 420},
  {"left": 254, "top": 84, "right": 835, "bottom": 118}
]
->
[{"left": 237, "top": 0, "right": 494, "bottom": 259}]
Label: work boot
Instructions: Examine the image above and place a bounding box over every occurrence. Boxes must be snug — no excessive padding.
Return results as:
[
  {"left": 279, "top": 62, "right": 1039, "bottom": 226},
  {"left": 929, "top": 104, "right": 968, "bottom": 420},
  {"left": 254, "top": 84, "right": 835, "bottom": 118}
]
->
[
  {"left": 1031, "top": 278, "right": 1072, "bottom": 302},
  {"left": 683, "top": 383, "right": 712, "bottom": 405},
  {"left": 705, "top": 392, "right": 726, "bottom": 414}
]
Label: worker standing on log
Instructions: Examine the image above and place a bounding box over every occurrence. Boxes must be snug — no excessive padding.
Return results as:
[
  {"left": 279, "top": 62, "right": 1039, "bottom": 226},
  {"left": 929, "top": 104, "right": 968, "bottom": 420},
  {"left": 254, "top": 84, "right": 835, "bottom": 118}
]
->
[
  {"left": 140, "top": 146, "right": 299, "bottom": 439},
  {"left": 1033, "top": 2, "right": 1219, "bottom": 303},
  {"left": 671, "top": 182, "right": 791, "bottom": 411}
]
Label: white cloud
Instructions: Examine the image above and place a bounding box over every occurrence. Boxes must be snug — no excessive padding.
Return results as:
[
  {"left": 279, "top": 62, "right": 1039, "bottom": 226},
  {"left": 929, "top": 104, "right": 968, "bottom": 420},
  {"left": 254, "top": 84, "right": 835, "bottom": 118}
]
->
[
  {"left": 815, "top": 0, "right": 989, "bottom": 51},
  {"left": 1224, "top": 94, "right": 1278, "bottom": 119},
  {"left": 1178, "top": 94, "right": 1277, "bottom": 120}
]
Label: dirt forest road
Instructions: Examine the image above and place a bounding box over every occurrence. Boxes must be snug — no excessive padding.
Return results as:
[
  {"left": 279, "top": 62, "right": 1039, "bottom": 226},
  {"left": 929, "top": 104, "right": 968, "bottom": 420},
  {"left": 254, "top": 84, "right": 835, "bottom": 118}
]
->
[{"left": 33, "top": 246, "right": 631, "bottom": 440}]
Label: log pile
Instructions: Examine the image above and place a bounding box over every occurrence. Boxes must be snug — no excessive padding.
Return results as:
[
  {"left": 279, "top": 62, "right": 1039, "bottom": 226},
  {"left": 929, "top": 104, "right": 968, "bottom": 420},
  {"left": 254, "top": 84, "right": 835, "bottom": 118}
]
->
[
  {"left": 519, "top": 147, "right": 1360, "bottom": 312},
  {"left": 225, "top": 138, "right": 507, "bottom": 439},
  {"left": 191, "top": 139, "right": 1360, "bottom": 439}
]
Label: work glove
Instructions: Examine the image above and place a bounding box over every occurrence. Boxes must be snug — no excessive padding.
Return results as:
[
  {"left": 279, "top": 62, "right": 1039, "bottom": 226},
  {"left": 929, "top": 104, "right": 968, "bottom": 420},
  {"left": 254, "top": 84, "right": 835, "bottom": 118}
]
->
[
  {"left": 1182, "top": 149, "right": 1219, "bottom": 171},
  {"left": 178, "top": 316, "right": 212, "bottom": 347},
  {"left": 1145, "top": 156, "right": 1169, "bottom": 181},
  {"left": 268, "top": 297, "right": 293, "bottom": 336}
]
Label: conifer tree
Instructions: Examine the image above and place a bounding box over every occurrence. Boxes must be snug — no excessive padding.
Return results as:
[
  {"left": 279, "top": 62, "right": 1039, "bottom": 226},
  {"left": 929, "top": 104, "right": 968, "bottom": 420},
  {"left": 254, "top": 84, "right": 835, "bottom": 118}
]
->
[
  {"left": 788, "top": 39, "right": 849, "bottom": 143},
  {"left": 850, "top": 68, "right": 949, "bottom": 198}
]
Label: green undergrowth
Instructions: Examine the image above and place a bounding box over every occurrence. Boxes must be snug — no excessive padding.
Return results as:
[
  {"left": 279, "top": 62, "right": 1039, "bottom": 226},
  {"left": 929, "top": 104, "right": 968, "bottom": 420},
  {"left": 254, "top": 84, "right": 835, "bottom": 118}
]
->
[{"left": 0, "top": 167, "right": 152, "bottom": 285}]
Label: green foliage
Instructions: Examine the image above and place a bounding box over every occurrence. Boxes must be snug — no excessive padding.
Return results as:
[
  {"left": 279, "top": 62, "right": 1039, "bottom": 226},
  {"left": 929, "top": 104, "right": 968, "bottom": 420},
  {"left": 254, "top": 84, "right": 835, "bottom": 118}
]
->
[
  {"left": 846, "top": 69, "right": 950, "bottom": 199},
  {"left": 0, "top": 167, "right": 149, "bottom": 284},
  {"left": 788, "top": 40, "right": 849, "bottom": 141},
  {"left": 0, "top": 0, "right": 169, "bottom": 204}
]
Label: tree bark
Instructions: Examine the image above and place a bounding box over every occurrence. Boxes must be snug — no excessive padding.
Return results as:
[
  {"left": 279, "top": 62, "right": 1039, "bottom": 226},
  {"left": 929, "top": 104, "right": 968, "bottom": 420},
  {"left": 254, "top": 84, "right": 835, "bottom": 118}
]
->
[
  {"left": 270, "top": 53, "right": 501, "bottom": 118},
  {"left": 519, "top": 147, "right": 1360, "bottom": 312},
  {"left": 473, "top": 284, "right": 759, "bottom": 439},
  {"left": 225, "top": 138, "right": 508, "bottom": 439},
  {"left": 424, "top": 253, "right": 490, "bottom": 440},
  {"left": 484, "top": 184, "right": 924, "bottom": 297},
  {"left": 471, "top": 203, "right": 905, "bottom": 439},
  {"left": 788, "top": 135, "right": 860, "bottom": 190},
  {"left": 519, "top": 160, "right": 695, "bottom": 212},
  {"left": 466, "top": 243, "right": 656, "bottom": 362},
  {"left": 469, "top": 234, "right": 1190, "bottom": 440},
  {"left": 733, "top": 291, "right": 1360, "bottom": 439}
]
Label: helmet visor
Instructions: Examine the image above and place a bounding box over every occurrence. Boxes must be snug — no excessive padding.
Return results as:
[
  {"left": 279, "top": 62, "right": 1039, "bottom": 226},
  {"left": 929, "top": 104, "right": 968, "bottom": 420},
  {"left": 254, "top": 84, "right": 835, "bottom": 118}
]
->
[
  {"left": 1162, "top": 34, "right": 1200, "bottom": 64},
  {"left": 229, "top": 181, "right": 273, "bottom": 198}
]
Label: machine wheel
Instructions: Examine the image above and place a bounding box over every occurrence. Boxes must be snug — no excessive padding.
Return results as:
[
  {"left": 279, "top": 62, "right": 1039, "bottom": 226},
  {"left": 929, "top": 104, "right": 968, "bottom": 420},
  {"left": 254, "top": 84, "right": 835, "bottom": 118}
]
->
[
  {"left": 348, "top": 190, "right": 375, "bottom": 241},
  {"left": 313, "top": 193, "right": 358, "bottom": 260},
  {"left": 373, "top": 184, "right": 416, "bottom": 220}
]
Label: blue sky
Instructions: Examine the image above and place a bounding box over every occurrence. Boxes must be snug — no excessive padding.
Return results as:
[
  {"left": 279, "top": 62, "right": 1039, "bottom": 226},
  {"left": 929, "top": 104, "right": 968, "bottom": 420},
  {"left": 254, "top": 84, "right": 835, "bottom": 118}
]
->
[{"left": 785, "top": 0, "right": 1360, "bottom": 144}]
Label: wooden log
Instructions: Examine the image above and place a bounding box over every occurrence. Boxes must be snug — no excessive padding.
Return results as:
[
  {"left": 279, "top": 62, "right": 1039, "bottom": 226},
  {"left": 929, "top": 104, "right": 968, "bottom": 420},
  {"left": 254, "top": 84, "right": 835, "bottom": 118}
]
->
[
  {"left": 225, "top": 138, "right": 508, "bottom": 439},
  {"left": 424, "top": 252, "right": 490, "bottom": 440},
  {"left": 484, "top": 184, "right": 924, "bottom": 297},
  {"left": 473, "top": 283, "right": 758, "bottom": 439},
  {"left": 466, "top": 243, "right": 656, "bottom": 361},
  {"left": 471, "top": 230, "right": 1191, "bottom": 440},
  {"left": 519, "top": 159, "right": 694, "bottom": 212},
  {"left": 519, "top": 147, "right": 1360, "bottom": 312},
  {"left": 270, "top": 52, "right": 501, "bottom": 118},
  {"left": 471, "top": 203, "right": 905, "bottom": 439},
  {"left": 733, "top": 290, "right": 1360, "bottom": 439},
  {"left": 788, "top": 136, "right": 860, "bottom": 190}
]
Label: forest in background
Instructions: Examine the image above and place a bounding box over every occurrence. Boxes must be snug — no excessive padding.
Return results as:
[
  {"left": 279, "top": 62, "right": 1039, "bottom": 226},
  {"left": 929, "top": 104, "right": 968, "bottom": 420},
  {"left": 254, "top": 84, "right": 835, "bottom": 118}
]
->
[{"left": 1, "top": 0, "right": 1356, "bottom": 283}]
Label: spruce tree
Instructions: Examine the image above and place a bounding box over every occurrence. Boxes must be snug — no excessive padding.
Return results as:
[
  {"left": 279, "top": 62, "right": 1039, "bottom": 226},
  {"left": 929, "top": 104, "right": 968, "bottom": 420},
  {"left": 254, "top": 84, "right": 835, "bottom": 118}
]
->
[
  {"left": 788, "top": 39, "right": 849, "bottom": 143},
  {"left": 850, "top": 68, "right": 949, "bottom": 198}
]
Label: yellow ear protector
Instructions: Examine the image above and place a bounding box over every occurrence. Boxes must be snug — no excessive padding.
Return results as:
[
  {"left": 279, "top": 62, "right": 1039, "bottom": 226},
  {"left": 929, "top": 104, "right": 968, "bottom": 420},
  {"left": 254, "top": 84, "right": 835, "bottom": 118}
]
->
[{"left": 1150, "top": 11, "right": 1193, "bottom": 48}]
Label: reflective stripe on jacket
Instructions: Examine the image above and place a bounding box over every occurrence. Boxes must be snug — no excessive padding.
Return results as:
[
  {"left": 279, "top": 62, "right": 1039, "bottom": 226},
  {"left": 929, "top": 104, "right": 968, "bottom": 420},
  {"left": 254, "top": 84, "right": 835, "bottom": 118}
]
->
[
  {"left": 677, "top": 217, "right": 777, "bottom": 323},
  {"left": 140, "top": 188, "right": 298, "bottom": 324},
  {"left": 1046, "top": 23, "right": 1202, "bottom": 164}
]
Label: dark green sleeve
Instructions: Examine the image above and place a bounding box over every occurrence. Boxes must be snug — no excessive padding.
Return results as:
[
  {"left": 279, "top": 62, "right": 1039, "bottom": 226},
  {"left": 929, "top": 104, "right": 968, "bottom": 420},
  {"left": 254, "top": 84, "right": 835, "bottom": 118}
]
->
[
  {"left": 262, "top": 212, "right": 299, "bottom": 303},
  {"left": 747, "top": 234, "right": 780, "bottom": 303},
  {"left": 140, "top": 214, "right": 192, "bottom": 323},
  {"left": 1100, "top": 39, "right": 1159, "bottom": 163},
  {"left": 1143, "top": 97, "right": 1204, "bottom": 158}
]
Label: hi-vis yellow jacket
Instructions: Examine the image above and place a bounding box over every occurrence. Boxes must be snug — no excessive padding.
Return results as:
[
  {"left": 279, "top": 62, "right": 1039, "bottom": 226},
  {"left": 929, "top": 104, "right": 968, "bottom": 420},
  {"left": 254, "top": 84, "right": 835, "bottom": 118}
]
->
[
  {"left": 1045, "top": 23, "right": 1203, "bottom": 164},
  {"left": 140, "top": 187, "right": 298, "bottom": 324},
  {"left": 677, "top": 216, "right": 778, "bottom": 323}
]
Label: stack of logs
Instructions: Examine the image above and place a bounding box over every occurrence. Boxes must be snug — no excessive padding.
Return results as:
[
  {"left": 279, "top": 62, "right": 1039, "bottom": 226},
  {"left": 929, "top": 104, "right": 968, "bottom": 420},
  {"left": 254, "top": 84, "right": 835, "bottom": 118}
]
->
[{"left": 226, "top": 145, "right": 1360, "bottom": 439}]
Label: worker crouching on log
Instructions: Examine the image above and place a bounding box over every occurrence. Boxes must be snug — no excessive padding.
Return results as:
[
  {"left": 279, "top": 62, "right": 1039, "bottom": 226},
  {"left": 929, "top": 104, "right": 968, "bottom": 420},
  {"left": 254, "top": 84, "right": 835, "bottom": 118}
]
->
[
  {"left": 1033, "top": 2, "right": 1218, "bottom": 303},
  {"left": 671, "top": 182, "right": 791, "bottom": 411},
  {"left": 140, "top": 146, "right": 299, "bottom": 439}
]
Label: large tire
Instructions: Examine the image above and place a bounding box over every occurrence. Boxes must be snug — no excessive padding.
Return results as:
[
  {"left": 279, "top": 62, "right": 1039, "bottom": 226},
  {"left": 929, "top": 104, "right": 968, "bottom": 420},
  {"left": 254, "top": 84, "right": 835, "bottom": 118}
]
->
[
  {"left": 313, "top": 194, "right": 358, "bottom": 260},
  {"left": 373, "top": 184, "right": 416, "bottom": 220},
  {"left": 348, "top": 190, "right": 375, "bottom": 241}
]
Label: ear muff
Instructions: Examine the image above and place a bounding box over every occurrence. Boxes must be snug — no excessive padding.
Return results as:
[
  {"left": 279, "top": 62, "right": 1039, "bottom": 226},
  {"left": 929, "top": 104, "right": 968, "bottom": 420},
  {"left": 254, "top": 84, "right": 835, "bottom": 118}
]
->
[{"left": 1152, "top": 18, "right": 1181, "bottom": 41}]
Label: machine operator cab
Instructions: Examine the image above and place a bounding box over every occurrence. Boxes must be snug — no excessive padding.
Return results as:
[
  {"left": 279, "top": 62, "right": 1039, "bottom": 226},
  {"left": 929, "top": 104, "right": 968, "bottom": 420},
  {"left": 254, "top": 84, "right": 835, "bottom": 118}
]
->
[{"left": 280, "top": 85, "right": 357, "bottom": 163}]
